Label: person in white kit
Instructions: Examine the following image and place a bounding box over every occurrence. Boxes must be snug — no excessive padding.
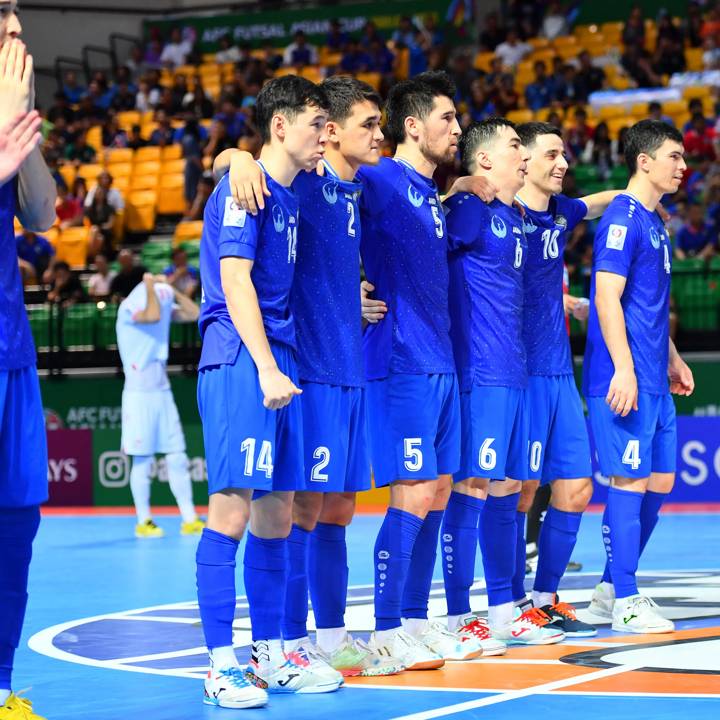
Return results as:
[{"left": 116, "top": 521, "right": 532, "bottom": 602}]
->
[{"left": 116, "top": 272, "right": 205, "bottom": 538}]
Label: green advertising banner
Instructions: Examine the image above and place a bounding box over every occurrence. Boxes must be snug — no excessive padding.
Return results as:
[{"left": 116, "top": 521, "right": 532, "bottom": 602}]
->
[{"left": 144, "top": 0, "right": 451, "bottom": 51}]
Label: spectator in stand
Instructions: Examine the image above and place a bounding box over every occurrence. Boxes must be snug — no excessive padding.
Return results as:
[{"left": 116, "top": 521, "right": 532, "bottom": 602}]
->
[
  {"left": 656, "top": 11, "right": 684, "bottom": 47},
  {"left": 541, "top": 1, "right": 568, "bottom": 40},
  {"left": 55, "top": 182, "right": 84, "bottom": 228},
  {"left": 359, "top": 20, "right": 383, "bottom": 48},
  {"left": 85, "top": 171, "right": 124, "bottom": 213},
  {"left": 169, "top": 74, "right": 189, "bottom": 115},
  {"left": 684, "top": 1, "right": 704, "bottom": 48},
  {"left": 407, "top": 29, "right": 430, "bottom": 76},
  {"left": 493, "top": 73, "right": 520, "bottom": 114},
  {"left": 261, "top": 41, "right": 283, "bottom": 71},
  {"left": 16, "top": 231, "right": 54, "bottom": 283},
  {"left": 648, "top": 100, "right": 675, "bottom": 125},
  {"left": 88, "top": 254, "right": 116, "bottom": 300},
  {"left": 213, "top": 98, "right": 246, "bottom": 143},
  {"left": 163, "top": 247, "right": 199, "bottom": 298},
  {"left": 155, "top": 87, "right": 177, "bottom": 118},
  {"left": 127, "top": 124, "right": 148, "bottom": 150},
  {"left": 479, "top": 11, "right": 506, "bottom": 51},
  {"left": 622, "top": 5, "right": 646, "bottom": 47},
  {"left": 367, "top": 37, "right": 395, "bottom": 76},
  {"left": 684, "top": 112, "right": 717, "bottom": 161},
  {"left": 111, "top": 80, "right": 137, "bottom": 112},
  {"left": 339, "top": 38, "right": 372, "bottom": 74},
  {"left": 179, "top": 118, "right": 205, "bottom": 206},
  {"left": 392, "top": 15, "right": 418, "bottom": 47},
  {"left": 701, "top": 4, "right": 720, "bottom": 42},
  {"left": 420, "top": 14, "right": 444, "bottom": 47},
  {"left": 494, "top": 28, "right": 531, "bottom": 68},
  {"left": 62, "top": 70, "right": 86, "bottom": 104},
  {"left": 183, "top": 79, "right": 214, "bottom": 118},
  {"left": 64, "top": 130, "right": 97, "bottom": 165},
  {"left": 580, "top": 120, "right": 618, "bottom": 176},
  {"left": 283, "top": 30, "right": 318, "bottom": 68},
  {"left": 449, "top": 51, "right": 478, "bottom": 105},
  {"left": 86, "top": 186, "right": 116, "bottom": 259},
  {"left": 525, "top": 60, "right": 556, "bottom": 111},
  {"left": 160, "top": 27, "right": 192, "bottom": 69},
  {"left": 547, "top": 109, "right": 563, "bottom": 129},
  {"left": 675, "top": 202, "right": 717, "bottom": 259},
  {"left": 621, "top": 44, "right": 662, "bottom": 87},
  {"left": 183, "top": 174, "right": 214, "bottom": 221},
  {"left": 576, "top": 50, "right": 605, "bottom": 99},
  {"left": 203, "top": 120, "right": 234, "bottom": 162},
  {"left": 75, "top": 93, "right": 107, "bottom": 125},
  {"left": 466, "top": 79, "right": 496, "bottom": 122},
  {"left": 124, "top": 44, "right": 146, "bottom": 83},
  {"left": 683, "top": 98, "right": 713, "bottom": 132},
  {"left": 47, "top": 261, "right": 86, "bottom": 307},
  {"left": 215, "top": 35, "right": 241, "bottom": 64},
  {"left": 110, "top": 249, "right": 146, "bottom": 300},
  {"left": 101, "top": 116, "right": 128, "bottom": 148},
  {"left": 47, "top": 92, "right": 75, "bottom": 125},
  {"left": 149, "top": 109, "right": 175, "bottom": 146},
  {"left": 564, "top": 106, "right": 594, "bottom": 160},
  {"left": 702, "top": 35, "right": 720, "bottom": 70},
  {"left": 653, "top": 36, "right": 686, "bottom": 76},
  {"left": 135, "top": 79, "right": 160, "bottom": 113},
  {"left": 555, "top": 63, "right": 581, "bottom": 108},
  {"left": 326, "top": 19, "right": 349, "bottom": 51},
  {"left": 143, "top": 39, "right": 164, "bottom": 69}
]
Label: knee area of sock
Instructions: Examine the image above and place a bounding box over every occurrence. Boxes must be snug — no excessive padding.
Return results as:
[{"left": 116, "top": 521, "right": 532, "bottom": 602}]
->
[
  {"left": 312, "top": 521, "right": 346, "bottom": 542},
  {"left": 0, "top": 506, "right": 40, "bottom": 544},
  {"left": 196, "top": 528, "right": 239, "bottom": 565},
  {"left": 165, "top": 452, "right": 189, "bottom": 476}
]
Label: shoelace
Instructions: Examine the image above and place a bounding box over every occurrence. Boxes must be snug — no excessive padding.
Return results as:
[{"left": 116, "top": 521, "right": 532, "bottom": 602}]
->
[
  {"left": 630, "top": 596, "right": 655, "bottom": 612},
  {"left": 552, "top": 602, "right": 579, "bottom": 620},
  {"left": 519, "top": 607, "right": 552, "bottom": 627},
  {"left": 428, "top": 621, "right": 459, "bottom": 639},
  {"left": 461, "top": 618, "right": 493, "bottom": 640},
  {"left": 286, "top": 649, "right": 311, "bottom": 668},
  {"left": 219, "top": 667, "right": 252, "bottom": 688}
]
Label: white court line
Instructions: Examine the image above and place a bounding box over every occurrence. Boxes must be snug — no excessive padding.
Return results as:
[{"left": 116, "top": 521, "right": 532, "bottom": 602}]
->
[
  {"left": 110, "top": 615, "right": 200, "bottom": 625},
  {"left": 388, "top": 663, "right": 641, "bottom": 720},
  {"left": 467, "top": 658, "right": 562, "bottom": 665}
]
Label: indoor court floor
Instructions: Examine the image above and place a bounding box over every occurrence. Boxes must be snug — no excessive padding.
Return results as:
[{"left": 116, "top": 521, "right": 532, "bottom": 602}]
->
[{"left": 17, "top": 509, "right": 720, "bottom": 719}]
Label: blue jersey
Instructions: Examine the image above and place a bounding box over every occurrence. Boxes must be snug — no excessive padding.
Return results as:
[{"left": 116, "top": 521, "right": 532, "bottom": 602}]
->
[
  {"left": 1, "top": 182, "right": 36, "bottom": 371},
  {"left": 583, "top": 193, "right": 672, "bottom": 396},
  {"left": 198, "top": 168, "right": 299, "bottom": 370},
  {"left": 291, "top": 165, "right": 364, "bottom": 387},
  {"left": 358, "top": 157, "right": 454, "bottom": 380},
  {"left": 445, "top": 195, "right": 527, "bottom": 390},
  {"left": 520, "top": 194, "right": 587, "bottom": 376}
]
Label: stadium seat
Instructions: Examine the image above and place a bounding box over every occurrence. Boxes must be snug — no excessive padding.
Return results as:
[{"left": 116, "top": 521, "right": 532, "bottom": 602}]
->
[
  {"left": 107, "top": 162, "right": 133, "bottom": 179},
  {"left": 661, "top": 100, "right": 686, "bottom": 116},
  {"left": 474, "top": 52, "right": 494, "bottom": 72},
  {"left": 135, "top": 147, "right": 162, "bottom": 163},
  {"left": 95, "top": 302, "right": 118, "bottom": 349},
  {"left": 58, "top": 164, "right": 76, "bottom": 188},
  {"left": 357, "top": 72, "right": 381, "bottom": 91},
  {"left": 55, "top": 226, "right": 90, "bottom": 268},
  {"left": 130, "top": 174, "right": 160, "bottom": 192},
  {"left": 156, "top": 174, "right": 187, "bottom": 215},
  {"left": 44, "top": 226, "right": 60, "bottom": 247},
  {"left": 141, "top": 122, "right": 159, "bottom": 140},
  {"left": 27, "top": 305, "right": 51, "bottom": 349},
  {"left": 683, "top": 86, "right": 710, "bottom": 101},
  {"left": 161, "top": 159, "right": 186, "bottom": 175},
  {"left": 600, "top": 21, "right": 624, "bottom": 36},
  {"left": 77, "top": 164, "right": 105, "bottom": 183},
  {"left": 507, "top": 109, "right": 533, "bottom": 124},
  {"left": 113, "top": 176, "right": 130, "bottom": 194},
  {"left": 597, "top": 105, "right": 626, "bottom": 120},
  {"left": 117, "top": 110, "right": 141, "bottom": 129},
  {"left": 685, "top": 48, "right": 704, "bottom": 72},
  {"left": 553, "top": 35, "right": 577, "bottom": 49},
  {"left": 528, "top": 37, "right": 550, "bottom": 50},
  {"left": 161, "top": 144, "right": 183, "bottom": 161},
  {"left": 173, "top": 220, "right": 203, "bottom": 245},
  {"left": 608, "top": 116, "right": 634, "bottom": 139},
  {"left": 106, "top": 148, "right": 134, "bottom": 165},
  {"left": 63, "top": 304, "right": 95, "bottom": 349},
  {"left": 126, "top": 190, "right": 157, "bottom": 233},
  {"left": 86, "top": 126, "right": 102, "bottom": 152},
  {"left": 300, "top": 66, "right": 323, "bottom": 83},
  {"left": 134, "top": 160, "right": 162, "bottom": 177}
]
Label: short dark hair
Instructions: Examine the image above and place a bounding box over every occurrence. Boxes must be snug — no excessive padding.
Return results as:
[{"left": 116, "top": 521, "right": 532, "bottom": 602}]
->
[
  {"left": 386, "top": 71, "right": 456, "bottom": 144},
  {"left": 624, "top": 119, "right": 683, "bottom": 175},
  {"left": 256, "top": 75, "right": 330, "bottom": 144},
  {"left": 320, "top": 76, "right": 382, "bottom": 125},
  {"left": 648, "top": 101, "right": 661, "bottom": 112},
  {"left": 516, "top": 121, "right": 562, "bottom": 148},
  {"left": 54, "top": 261, "right": 71, "bottom": 273},
  {"left": 459, "top": 117, "right": 516, "bottom": 172}
]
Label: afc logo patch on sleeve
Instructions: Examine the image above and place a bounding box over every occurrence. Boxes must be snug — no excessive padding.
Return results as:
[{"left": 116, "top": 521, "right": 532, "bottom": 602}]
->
[
  {"left": 606, "top": 223, "right": 627, "bottom": 250},
  {"left": 223, "top": 197, "right": 247, "bottom": 227}
]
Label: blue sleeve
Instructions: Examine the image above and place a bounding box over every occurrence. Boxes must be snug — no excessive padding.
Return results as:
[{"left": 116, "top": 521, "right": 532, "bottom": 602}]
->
[
  {"left": 557, "top": 195, "right": 588, "bottom": 232},
  {"left": 444, "top": 195, "right": 487, "bottom": 251},
  {"left": 215, "top": 178, "right": 260, "bottom": 260},
  {"left": 357, "top": 162, "right": 394, "bottom": 219},
  {"left": 593, "top": 211, "right": 638, "bottom": 278}
]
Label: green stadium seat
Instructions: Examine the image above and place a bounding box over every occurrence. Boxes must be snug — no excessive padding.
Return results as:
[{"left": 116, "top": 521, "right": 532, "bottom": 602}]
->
[
  {"left": 96, "top": 303, "right": 118, "bottom": 349},
  {"left": 673, "top": 257, "right": 705, "bottom": 273},
  {"left": 63, "top": 304, "right": 95, "bottom": 348},
  {"left": 609, "top": 165, "right": 629, "bottom": 185},
  {"left": 28, "top": 305, "right": 51, "bottom": 349}
]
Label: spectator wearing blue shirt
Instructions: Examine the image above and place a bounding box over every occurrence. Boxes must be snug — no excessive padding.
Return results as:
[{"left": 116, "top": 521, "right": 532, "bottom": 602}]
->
[
  {"left": 163, "top": 247, "right": 199, "bottom": 298},
  {"left": 367, "top": 38, "right": 395, "bottom": 75},
  {"left": 391, "top": 16, "right": 418, "bottom": 47},
  {"left": 525, "top": 60, "right": 556, "bottom": 111},
  {"left": 62, "top": 69, "right": 86, "bottom": 104},
  {"left": 149, "top": 110, "right": 175, "bottom": 147},
  {"left": 675, "top": 203, "right": 717, "bottom": 260},
  {"left": 326, "top": 19, "right": 349, "bottom": 51},
  {"left": 283, "top": 31, "right": 319, "bottom": 68},
  {"left": 212, "top": 99, "right": 246, "bottom": 143},
  {"left": 339, "top": 39, "right": 372, "bottom": 74},
  {"left": 16, "top": 231, "right": 54, "bottom": 283}
]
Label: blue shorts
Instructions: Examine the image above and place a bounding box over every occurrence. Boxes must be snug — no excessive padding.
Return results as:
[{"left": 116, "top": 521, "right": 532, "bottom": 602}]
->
[
  {"left": 366, "top": 373, "right": 460, "bottom": 488},
  {"left": 300, "top": 382, "right": 371, "bottom": 493},
  {"left": 587, "top": 392, "right": 677, "bottom": 479},
  {"left": 198, "top": 342, "right": 304, "bottom": 495},
  {"left": 0, "top": 366, "right": 48, "bottom": 507},
  {"left": 527, "top": 375, "right": 592, "bottom": 484},
  {"left": 456, "top": 385, "right": 529, "bottom": 482}
]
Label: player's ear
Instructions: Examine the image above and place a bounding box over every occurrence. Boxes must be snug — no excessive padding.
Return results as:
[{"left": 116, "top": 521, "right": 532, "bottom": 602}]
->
[
  {"left": 325, "top": 120, "right": 340, "bottom": 143},
  {"left": 271, "top": 113, "right": 286, "bottom": 141},
  {"left": 404, "top": 115, "right": 421, "bottom": 141}
]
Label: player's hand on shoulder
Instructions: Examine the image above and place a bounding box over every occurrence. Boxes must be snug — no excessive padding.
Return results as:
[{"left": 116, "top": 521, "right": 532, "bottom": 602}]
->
[
  {"left": 446, "top": 175, "right": 497, "bottom": 203},
  {"left": 258, "top": 366, "right": 302, "bottom": 410},
  {"left": 606, "top": 366, "right": 638, "bottom": 417},
  {"left": 360, "top": 280, "right": 387, "bottom": 323},
  {"left": 669, "top": 357, "right": 694, "bottom": 396},
  {"left": 229, "top": 150, "right": 270, "bottom": 216},
  {"left": 0, "top": 40, "right": 34, "bottom": 127}
]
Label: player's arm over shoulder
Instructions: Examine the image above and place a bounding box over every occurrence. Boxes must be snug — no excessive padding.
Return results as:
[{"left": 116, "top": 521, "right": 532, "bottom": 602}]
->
[
  {"left": 444, "top": 194, "right": 487, "bottom": 251},
  {"left": 356, "top": 159, "right": 395, "bottom": 218}
]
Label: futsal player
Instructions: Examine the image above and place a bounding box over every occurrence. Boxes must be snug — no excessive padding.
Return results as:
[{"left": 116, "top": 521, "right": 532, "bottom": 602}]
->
[
  {"left": 214, "top": 76, "right": 402, "bottom": 678},
  {"left": 0, "top": 19, "right": 57, "bottom": 720},
  {"left": 116, "top": 273, "right": 204, "bottom": 538},
  {"left": 195, "top": 75, "right": 339, "bottom": 709},
  {"left": 583, "top": 120, "right": 694, "bottom": 633}
]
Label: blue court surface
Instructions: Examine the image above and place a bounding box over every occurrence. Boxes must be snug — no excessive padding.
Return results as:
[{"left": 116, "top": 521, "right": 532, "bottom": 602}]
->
[{"left": 17, "top": 511, "right": 720, "bottom": 719}]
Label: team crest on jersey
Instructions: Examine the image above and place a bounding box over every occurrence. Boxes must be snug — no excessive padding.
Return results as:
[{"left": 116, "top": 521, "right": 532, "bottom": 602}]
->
[
  {"left": 322, "top": 181, "right": 338, "bottom": 205},
  {"left": 650, "top": 227, "right": 661, "bottom": 249},
  {"left": 407, "top": 186, "right": 424, "bottom": 207},
  {"left": 523, "top": 217, "right": 537, "bottom": 234},
  {"left": 555, "top": 214, "right": 568, "bottom": 229},
  {"left": 272, "top": 204, "right": 285, "bottom": 233},
  {"left": 491, "top": 215, "right": 507, "bottom": 238}
]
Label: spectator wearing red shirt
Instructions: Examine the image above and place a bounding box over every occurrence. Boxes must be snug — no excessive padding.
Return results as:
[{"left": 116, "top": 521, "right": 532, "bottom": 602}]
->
[
  {"left": 684, "top": 112, "right": 716, "bottom": 161},
  {"left": 55, "top": 183, "right": 84, "bottom": 228}
]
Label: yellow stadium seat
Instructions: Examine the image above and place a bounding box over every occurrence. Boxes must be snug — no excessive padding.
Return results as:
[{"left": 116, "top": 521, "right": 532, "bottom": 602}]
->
[
  {"left": 77, "top": 163, "right": 104, "bottom": 183},
  {"left": 156, "top": 174, "right": 187, "bottom": 215},
  {"left": 141, "top": 111, "right": 155, "bottom": 125},
  {"left": 141, "top": 122, "right": 158, "bottom": 140},
  {"left": 106, "top": 162, "right": 133, "bottom": 179},
  {"left": 474, "top": 52, "right": 495, "bottom": 72},
  {"left": 161, "top": 144, "right": 183, "bottom": 161},
  {"left": 58, "top": 164, "right": 76, "bottom": 188},
  {"left": 586, "top": 42, "right": 608, "bottom": 58},
  {"left": 661, "top": 100, "right": 686, "bottom": 116},
  {"left": 300, "top": 66, "right": 322, "bottom": 83},
  {"left": 574, "top": 24, "right": 599, "bottom": 38},
  {"left": 610, "top": 76, "right": 632, "bottom": 90},
  {"left": 528, "top": 37, "right": 551, "bottom": 50},
  {"left": 106, "top": 148, "right": 134, "bottom": 165},
  {"left": 113, "top": 176, "right": 130, "bottom": 194},
  {"left": 607, "top": 116, "right": 634, "bottom": 139},
  {"left": 117, "top": 110, "right": 141, "bottom": 128},
  {"left": 55, "top": 226, "right": 90, "bottom": 268},
  {"left": 44, "top": 226, "right": 60, "bottom": 247},
  {"left": 134, "top": 160, "right": 162, "bottom": 177},
  {"left": 85, "top": 126, "right": 102, "bottom": 152},
  {"left": 686, "top": 48, "right": 703, "bottom": 72},
  {"left": 135, "top": 146, "right": 161, "bottom": 163},
  {"left": 555, "top": 45, "right": 580, "bottom": 60},
  {"left": 395, "top": 47, "right": 410, "bottom": 80},
  {"left": 274, "top": 66, "right": 296, "bottom": 78},
  {"left": 126, "top": 191, "right": 157, "bottom": 233},
  {"left": 130, "top": 174, "right": 160, "bottom": 192},
  {"left": 553, "top": 36, "right": 577, "bottom": 48},
  {"left": 683, "top": 86, "right": 710, "bottom": 101},
  {"left": 597, "top": 105, "right": 626, "bottom": 120},
  {"left": 356, "top": 72, "right": 381, "bottom": 91},
  {"left": 534, "top": 107, "right": 555, "bottom": 122},
  {"left": 161, "top": 159, "right": 186, "bottom": 175},
  {"left": 507, "top": 109, "right": 533, "bottom": 124},
  {"left": 600, "top": 21, "right": 624, "bottom": 36},
  {"left": 204, "top": 83, "right": 221, "bottom": 101},
  {"left": 173, "top": 220, "right": 204, "bottom": 245}
]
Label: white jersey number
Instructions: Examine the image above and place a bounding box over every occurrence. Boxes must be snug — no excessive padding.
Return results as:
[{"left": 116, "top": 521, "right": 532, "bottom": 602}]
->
[
  {"left": 240, "top": 438, "right": 274, "bottom": 478},
  {"left": 478, "top": 438, "right": 497, "bottom": 471},
  {"left": 347, "top": 201, "right": 356, "bottom": 238},
  {"left": 404, "top": 438, "right": 423, "bottom": 472},
  {"left": 542, "top": 229, "right": 560, "bottom": 259},
  {"left": 431, "top": 205, "right": 444, "bottom": 239},
  {"left": 311, "top": 446, "right": 331, "bottom": 482},
  {"left": 529, "top": 441, "right": 543, "bottom": 473},
  {"left": 622, "top": 439, "right": 641, "bottom": 471}
]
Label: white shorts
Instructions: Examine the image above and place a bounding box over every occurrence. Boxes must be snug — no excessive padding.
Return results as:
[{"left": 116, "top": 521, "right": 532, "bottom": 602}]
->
[{"left": 121, "top": 388, "right": 185, "bottom": 456}]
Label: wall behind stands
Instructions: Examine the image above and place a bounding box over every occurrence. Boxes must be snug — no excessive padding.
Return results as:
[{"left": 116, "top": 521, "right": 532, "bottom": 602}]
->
[{"left": 577, "top": 0, "right": 688, "bottom": 25}]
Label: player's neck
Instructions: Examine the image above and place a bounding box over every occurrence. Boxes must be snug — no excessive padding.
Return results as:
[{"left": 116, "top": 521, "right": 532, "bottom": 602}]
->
[
  {"left": 394, "top": 143, "right": 436, "bottom": 179},
  {"left": 323, "top": 147, "right": 358, "bottom": 182},
  {"left": 515, "top": 183, "right": 551, "bottom": 212},
  {"left": 258, "top": 145, "right": 301, "bottom": 188},
  {"left": 625, "top": 177, "right": 662, "bottom": 211},
  {"left": 492, "top": 181, "right": 518, "bottom": 207}
]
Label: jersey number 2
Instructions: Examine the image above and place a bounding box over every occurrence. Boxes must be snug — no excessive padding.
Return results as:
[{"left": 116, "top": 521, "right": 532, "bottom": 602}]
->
[{"left": 347, "top": 201, "right": 356, "bottom": 238}]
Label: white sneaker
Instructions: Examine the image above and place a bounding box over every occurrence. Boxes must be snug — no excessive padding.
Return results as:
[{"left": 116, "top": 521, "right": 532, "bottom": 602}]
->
[
  {"left": 492, "top": 607, "right": 565, "bottom": 646},
  {"left": 611, "top": 594, "right": 675, "bottom": 634},
  {"left": 369, "top": 629, "right": 444, "bottom": 670},
  {"left": 413, "top": 620, "right": 482, "bottom": 661},
  {"left": 247, "top": 656, "right": 342, "bottom": 694},
  {"left": 204, "top": 666, "right": 268, "bottom": 708},
  {"left": 286, "top": 641, "right": 344, "bottom": 685},
  {"left": 588, "top": 581, "right": 615, "bottom": 619},
  {"left": 323, "top": 634, "right": 405, "bottom": 677},
  {"left": 456, "top": 614, "right": 507, "bottom": 656}
]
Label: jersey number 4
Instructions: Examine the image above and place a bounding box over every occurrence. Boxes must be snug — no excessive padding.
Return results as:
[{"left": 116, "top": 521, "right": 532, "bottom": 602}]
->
[
  {"left": 240, "top": 438, "right": 274, "bottom": 478},
  {"left": 622, "top": 439, "right": 641, "bottom": 471}
]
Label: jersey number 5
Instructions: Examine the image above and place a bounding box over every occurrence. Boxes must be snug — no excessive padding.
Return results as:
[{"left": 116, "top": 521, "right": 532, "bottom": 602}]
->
[{"left": 404, "top": 438, "right": 423, "bottom": 471}]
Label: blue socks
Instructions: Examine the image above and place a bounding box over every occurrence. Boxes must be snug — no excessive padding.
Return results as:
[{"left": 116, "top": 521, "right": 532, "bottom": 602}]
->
[
  {"left": 243, "top": 533, "right": 288, "bottom": 641},
  {"left": 196, "top": 528, "right": 239, "bottom": 650},
  {"left": 534, "top": 506, "right": 583, "bottom": 594},
  {"left": 601, "top": 489, "right": 667, "bottom": 585},
  {"left": 374, "top": 507, "right": 423, "bottom": 631},
  {"left": 309, "top": 522, "right": 347, "bottom": 629},
  {"left": 402, "top": 510, "right": 443, "bottom": 620},
  {"left": 479, "top": 493, "right": 520, "bottom": 606},
  {"left": 512, "top": 511, "right": 527, "bottom": 602},
  {"left": 604, "top": 486, "right": 644, "bottom": 598},
  {"left": 0, "top": 506, "right": 40, "bottom": 691},
  {"left": 282, "top": 525, "right": 310, "bottom": 641},
  {"left": 441, "top": 492, "right": 484, "bottom": 616}
]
